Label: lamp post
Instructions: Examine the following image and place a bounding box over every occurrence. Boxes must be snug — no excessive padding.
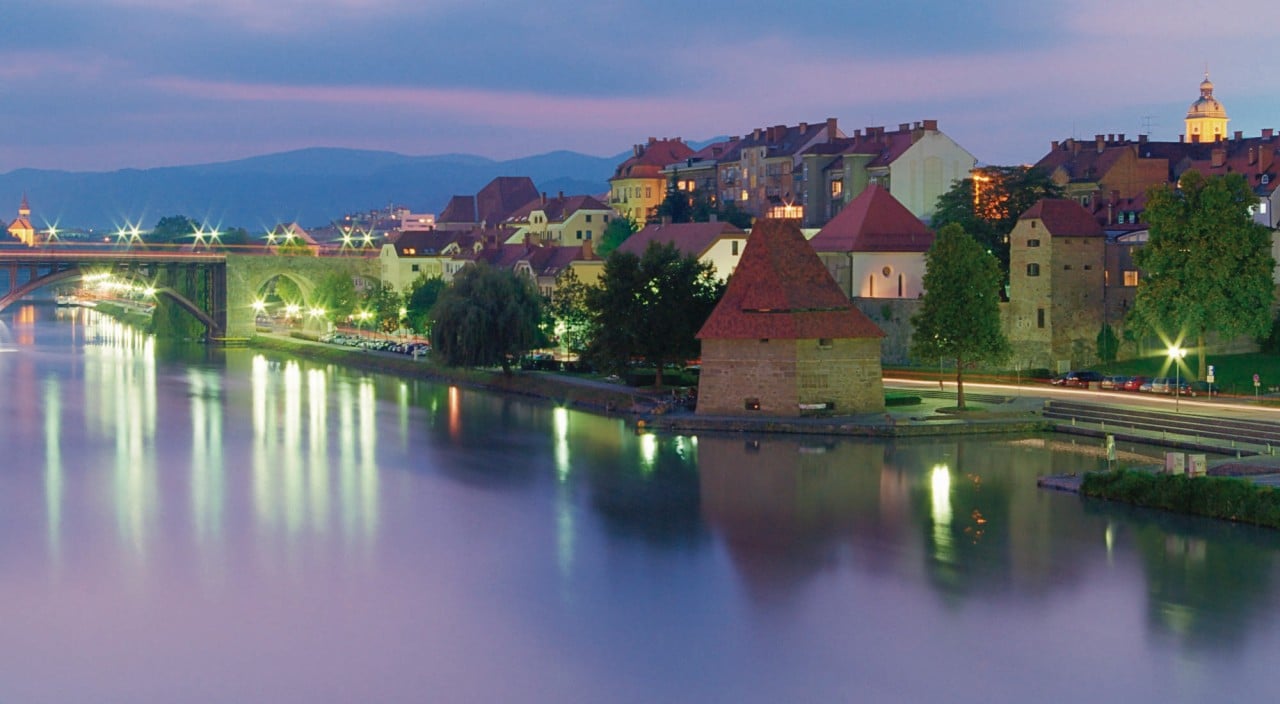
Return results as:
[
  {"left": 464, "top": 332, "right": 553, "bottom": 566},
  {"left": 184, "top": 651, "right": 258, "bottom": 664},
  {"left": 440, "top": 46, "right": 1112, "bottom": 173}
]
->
[{"left": 1169, "top": 345, "right": 1187, "bottom": 412}]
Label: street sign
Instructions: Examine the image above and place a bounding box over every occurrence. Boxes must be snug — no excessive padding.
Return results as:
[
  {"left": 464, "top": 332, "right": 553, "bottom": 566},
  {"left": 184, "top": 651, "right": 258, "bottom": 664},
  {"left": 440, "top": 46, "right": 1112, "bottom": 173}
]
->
[
  {"left": 1255, "top": 373, "right": 1261, "bottom": 387},
  {"left": 1207, "top": 364, "right": 1215, "bottom": 384}
]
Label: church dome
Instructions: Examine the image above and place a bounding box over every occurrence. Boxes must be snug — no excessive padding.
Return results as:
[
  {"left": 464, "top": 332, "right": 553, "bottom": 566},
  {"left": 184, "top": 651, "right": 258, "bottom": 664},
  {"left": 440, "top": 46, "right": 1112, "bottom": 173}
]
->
[{"left": 1187, "top": 74, "right": 1227, "bottom": 119}]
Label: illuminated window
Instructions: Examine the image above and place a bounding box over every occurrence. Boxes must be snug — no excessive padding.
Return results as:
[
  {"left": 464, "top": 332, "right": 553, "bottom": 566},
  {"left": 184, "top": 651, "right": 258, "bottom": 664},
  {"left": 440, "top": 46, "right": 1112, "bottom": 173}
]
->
[
  {"left": 1123, "top": 270, "right": 1139, "bottom": 286},
  {"left": 830, "top": 179, "right": 843, "bottom": 198}
]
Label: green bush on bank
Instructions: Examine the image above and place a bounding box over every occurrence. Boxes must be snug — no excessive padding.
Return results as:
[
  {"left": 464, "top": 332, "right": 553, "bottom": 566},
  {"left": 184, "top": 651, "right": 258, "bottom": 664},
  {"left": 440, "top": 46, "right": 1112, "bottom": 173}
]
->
[
  {"left": 885, "top": 393, "right": 922, "bottom": 407},
  {"left": 1081, "top": 469, "right": 1280, "bottom": 528}
]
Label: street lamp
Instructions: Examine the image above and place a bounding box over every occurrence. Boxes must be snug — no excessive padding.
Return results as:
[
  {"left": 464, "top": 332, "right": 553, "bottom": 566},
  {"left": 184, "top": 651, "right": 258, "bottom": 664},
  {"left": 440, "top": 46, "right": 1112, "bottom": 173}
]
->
[
  {"left": 357, "top": 309, "right": 372, "bottom": 339},
  {"left": 1168, "top": 345, "right": 1187, "bottom": 411}
]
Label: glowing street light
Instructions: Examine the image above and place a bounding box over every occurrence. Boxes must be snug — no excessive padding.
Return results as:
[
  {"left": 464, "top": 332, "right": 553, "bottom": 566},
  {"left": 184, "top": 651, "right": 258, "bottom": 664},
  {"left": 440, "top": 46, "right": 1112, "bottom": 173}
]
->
[
  {"left": 1168, "top": 345, "right": 1188, "bottom": 411},
  {"left": 357, "top": 309, "right": 373, "bottom": 339}
]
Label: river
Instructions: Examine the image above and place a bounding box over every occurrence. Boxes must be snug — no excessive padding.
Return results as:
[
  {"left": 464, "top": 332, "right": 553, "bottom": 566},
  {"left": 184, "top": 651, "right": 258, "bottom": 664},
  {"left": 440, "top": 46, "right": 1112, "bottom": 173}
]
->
[{"left": 2, "top": 304, "right": 1278, "bottom": 703}]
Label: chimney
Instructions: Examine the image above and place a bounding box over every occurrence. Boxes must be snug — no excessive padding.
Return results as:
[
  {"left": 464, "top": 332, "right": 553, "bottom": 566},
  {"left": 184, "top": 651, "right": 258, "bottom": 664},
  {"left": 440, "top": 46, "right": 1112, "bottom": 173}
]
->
[
  {"left": 899, "top": 122, "right": 910, "bottom": 132},
  {"left": 798, "top": 122, "right": 808, "bottom": 132},
  {"left": 1212, "top": 147, "right": 1226, "bottom": 168},
  {"left": 541, "top": 192, "right": 547, "bottom": 205},
  {"left": 1118, "top": 133, "right": 1125, "bottom": 143},
  {"left": 923, "top": 119, "right": 938, "bottom": 131},
  {"left": 1263, "top": 128, "right": 1275, "bottom": 141},
  {"left": 1235, "top": 131, "right": 1244, "bottom": 141},
  {"left": 1052, "top": 140, "right": 1060, "bottom": 151},
  {"left": 557, "top": 191, "right": 564, "bottom": 200},
  {"left": 648, "top": 136, "right": 657, "bottom": 145},
  {"left": 633, "top": 144, "right": 642, "bottom": 157},
  {"left": 1107, "top": 134, "right": 1114, "bottom": 144},
  {"left": 1179, "top": 134, "right": 1185, "bottom": 143},
  {"left": 853, "top": 129, "right": 862, "bottom": 138},
  {"left": 1096, "top": 135, "right": 1105, "bottom": 153},
  {"left": 753, "top": 127, "right": 762, "bottom": 140},
  {"left": 1139, "top": 134, "right": 1148, "bottom": 144},
  {"left": 1072, "top": 140, "right": 1081, "bottom": 156},
  {"left": 826, "top": 117, "right": 838, "bottom": 139}
]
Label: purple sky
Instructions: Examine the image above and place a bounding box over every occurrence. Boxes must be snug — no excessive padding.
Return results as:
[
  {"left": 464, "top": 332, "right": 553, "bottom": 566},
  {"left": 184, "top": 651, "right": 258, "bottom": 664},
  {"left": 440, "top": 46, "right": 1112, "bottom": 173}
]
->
[{"left": 0, "top": 0, "right": 1274, "bottom": 172}]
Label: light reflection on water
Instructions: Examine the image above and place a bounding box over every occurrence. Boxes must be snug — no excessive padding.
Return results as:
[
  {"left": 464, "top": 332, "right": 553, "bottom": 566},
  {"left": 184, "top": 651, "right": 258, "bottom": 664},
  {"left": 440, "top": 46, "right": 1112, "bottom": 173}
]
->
[{"left": 3, "top": 304, "right": 1280, "bottom": 702}]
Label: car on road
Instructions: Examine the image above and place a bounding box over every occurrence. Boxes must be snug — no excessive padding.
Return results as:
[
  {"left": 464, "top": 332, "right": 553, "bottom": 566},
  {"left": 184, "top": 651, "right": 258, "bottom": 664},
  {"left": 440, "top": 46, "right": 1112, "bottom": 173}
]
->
[{"left": 1052, "top": 370, "right": 1104, "bottom": 388}]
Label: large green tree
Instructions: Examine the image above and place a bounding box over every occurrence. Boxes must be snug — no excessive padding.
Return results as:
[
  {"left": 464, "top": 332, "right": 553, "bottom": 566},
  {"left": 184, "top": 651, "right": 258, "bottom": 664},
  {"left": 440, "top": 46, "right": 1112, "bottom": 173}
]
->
[
  {"left": 585, "top": 242, "right": 723, "bottom": 388},
  {"left": 403, "top": 274, "right": 446, "bottom": 335},
  {"left": 361, "top": 281, "right": 404, "bottom": 333},
  {"left": 429, "top": 263, "right": 544, "bottom": 375},
  {"left": 312, "top": 272, "right": 358, "bottom": 323},
  {"left": 910, "top": 223, "right": 1011, "bottom": 409},
  {"left": 932, "top": 166, "right": 1063, "bottom": 284},
  {"left": 1129, "top": 172, "right": 1275, "bottom": 378},
  {"left": 546, "top": 268, "right": 593, "bottom": 356}
]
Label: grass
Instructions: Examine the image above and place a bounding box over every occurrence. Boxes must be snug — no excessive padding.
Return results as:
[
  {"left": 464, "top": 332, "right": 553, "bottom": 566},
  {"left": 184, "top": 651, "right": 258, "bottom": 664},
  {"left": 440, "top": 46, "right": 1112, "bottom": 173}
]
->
[{"left": 1081, "top": 469, "right": 1280, "bottom": 528}]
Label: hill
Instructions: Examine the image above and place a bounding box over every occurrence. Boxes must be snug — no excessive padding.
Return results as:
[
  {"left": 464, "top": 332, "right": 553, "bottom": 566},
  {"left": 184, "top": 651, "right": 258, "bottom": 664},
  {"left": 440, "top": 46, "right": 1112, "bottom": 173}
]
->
[{"left": 0, "top": 147, "right": 622, "bottom": 232}]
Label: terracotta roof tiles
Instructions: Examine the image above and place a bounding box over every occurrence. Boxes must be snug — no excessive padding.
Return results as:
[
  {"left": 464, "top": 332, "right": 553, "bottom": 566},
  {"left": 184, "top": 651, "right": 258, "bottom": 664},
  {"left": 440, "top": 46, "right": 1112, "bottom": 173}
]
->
[
  {"left": 809, "top": 184, "right": 933, "bottom": 253},
  {"left": 698, "top": 219, "right": 884, "bottom": 341}
]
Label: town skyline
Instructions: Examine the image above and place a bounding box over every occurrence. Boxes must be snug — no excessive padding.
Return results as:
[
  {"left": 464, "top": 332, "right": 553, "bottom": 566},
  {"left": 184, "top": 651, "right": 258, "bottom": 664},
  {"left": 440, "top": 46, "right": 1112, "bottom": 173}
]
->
[{"left": 0, "top": 0, "right": 1274, "bottom": 172}]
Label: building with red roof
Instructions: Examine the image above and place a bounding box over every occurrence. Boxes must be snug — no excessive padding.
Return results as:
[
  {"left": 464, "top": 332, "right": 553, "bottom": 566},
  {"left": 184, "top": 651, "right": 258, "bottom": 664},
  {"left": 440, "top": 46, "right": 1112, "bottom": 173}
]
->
[
  {"left": 617, "top": 220, "right": 748, "bottom": 281},
  {"left": 502, "top": 191, "right": 615, "bottom": 248},
  {"left": 437, "top": 177, "right": 540, "bottom": 231},
  {"left": 696, "top": 219, "right": 885, "bottom": 416},
  {"left": 1006, "top": 199, "right": 1107, "bottom": 369},
  {"left": 609, "top": 137, "right": 695, "bottom": 226},
  {"left": 809, "top": 184, "right": 934, "bottom": 299},
  {"left": 6, "top": 195, "right": 35, "bottom": 247}
]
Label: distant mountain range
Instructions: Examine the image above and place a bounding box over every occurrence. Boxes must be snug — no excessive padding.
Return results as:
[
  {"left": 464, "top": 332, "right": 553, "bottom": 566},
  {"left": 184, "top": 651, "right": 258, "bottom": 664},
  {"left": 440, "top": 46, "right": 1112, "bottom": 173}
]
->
[{"left": 0, "top": 147, "right": 631, "bottom": 232}]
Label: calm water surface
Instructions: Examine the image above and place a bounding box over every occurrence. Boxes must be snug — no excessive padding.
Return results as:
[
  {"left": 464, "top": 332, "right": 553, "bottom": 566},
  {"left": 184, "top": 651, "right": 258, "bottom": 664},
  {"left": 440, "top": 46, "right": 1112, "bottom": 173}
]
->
[{"left": 2, "top": 305, "right": 1279, "bottom": 703}]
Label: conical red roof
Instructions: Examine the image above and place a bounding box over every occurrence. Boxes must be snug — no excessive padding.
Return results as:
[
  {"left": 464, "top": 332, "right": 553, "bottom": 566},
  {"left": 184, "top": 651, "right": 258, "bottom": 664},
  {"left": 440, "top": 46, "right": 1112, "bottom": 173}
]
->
[
  {"left": 698, "top": 219, "right": 884, "bottom": 340},
  {"left": 809, "top": 184, "right": 933, "bottom": 252}
]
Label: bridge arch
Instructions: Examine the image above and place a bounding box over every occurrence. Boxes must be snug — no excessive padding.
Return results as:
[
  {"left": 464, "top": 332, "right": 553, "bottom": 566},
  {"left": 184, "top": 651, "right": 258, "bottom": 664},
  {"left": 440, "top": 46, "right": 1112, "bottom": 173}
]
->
[
  {"left": 224, "top": 254, "right": 381, "bottom": 338},
  {"left": 0, "top": 265, "right": 223, "bottom": 336}
]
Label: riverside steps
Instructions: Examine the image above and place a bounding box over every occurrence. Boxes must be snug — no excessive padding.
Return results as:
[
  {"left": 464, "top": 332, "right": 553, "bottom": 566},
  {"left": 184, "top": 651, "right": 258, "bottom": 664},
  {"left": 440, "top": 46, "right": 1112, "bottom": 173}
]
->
[{"left": 1042, "top": 398, "right": 1280, "bottom": 458}]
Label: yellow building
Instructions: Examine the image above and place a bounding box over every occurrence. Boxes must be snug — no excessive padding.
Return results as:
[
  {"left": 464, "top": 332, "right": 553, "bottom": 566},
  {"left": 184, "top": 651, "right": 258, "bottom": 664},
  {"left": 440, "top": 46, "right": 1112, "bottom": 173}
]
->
[
  {"left": 609, "top": 137, "right": 694, "bottom": 226},
  {"left": 503, "top": 193, "right": 615, "bottom": 247},
  {"left": 1185, "top": 73, "right": 1228, "bottom": 143},
  {"left": 7, "top": 195, "right": 35, "bottom": 246}
]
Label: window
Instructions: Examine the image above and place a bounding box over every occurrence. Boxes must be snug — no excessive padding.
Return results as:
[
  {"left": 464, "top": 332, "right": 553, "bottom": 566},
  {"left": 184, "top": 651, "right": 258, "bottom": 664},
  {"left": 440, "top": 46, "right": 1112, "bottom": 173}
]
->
[
  {"left": 898, "top": 274, "right": 904, "bottom": 297},
  {"left": 1037, "top": 308, "right": 1045, "bottom": 328},
  {"left": 576, "top": 230, "right": 583, "bottom": 240},
  {"left": 1064, "top": 265, "right": 1072, "bottom": 270},
  {"left": 1123, "top": 270, "right": 1139, "bottom": 286},
  {"left": 1083, "top": 264, "right": 1092, "bottom": 270},
  {"left": 585, "top": 214, "right": 592, "bottom": 222},
  {"left": 731, "top": 241, "right": 739, "bottom": 255},
  {"left": 818, "top": 338, "right": 832, "bottom": 349},
  {"left": 584, "top": 230, "right": 592, "bottom": 240},
  {"left": 1027, "top": 263, "right": 1040, "bottom": 276},
  {"left": 1027, "top": 238, "right": 1040, "bottom": 247},
  {"left": 830, "top": 179, "right": 843, "bottom": 198},
  {"left": 411, "top": 264, "right": 420, "bottom": 272},
  {"left": 645, "top": 187, "right": 652, "bottom": 198}
]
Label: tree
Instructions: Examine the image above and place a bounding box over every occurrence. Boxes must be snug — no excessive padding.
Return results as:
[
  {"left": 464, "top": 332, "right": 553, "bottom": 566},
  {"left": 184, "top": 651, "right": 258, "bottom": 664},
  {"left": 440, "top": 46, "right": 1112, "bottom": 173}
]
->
[
  {"left": 312, "top": 272, "right": 358, "bottom": 322},
  {"left": 1129, "top": 172, "right": 1275, "bottom": 378},
  {"left": 910, "top": 223, "right": 1011, "bottom": 409},
  {"left": 546, "top": 268, "right": 593, "bottom": 356},
  {"left": 429, "top": 263, "right": 544, "bottom": 375},
  {"left": 403, "top": 274, "right": 446, "bottom": 335},
  {"left": 597, "top": 215, "right": 637, "bottom": 256},
  {"left": 932, "top": 166, "right": 1063, "bottom": 285},
  {"left": 147, "top": 215, "right": 198, "bottom": 244},
  {"left": 585, "top": 242, "right": 723, "bottom": 388},
  {"left": 1097, "top": 323, "right": 1120, "bottom": 364},
  {"left": 361, "top": 281, "right": 404, "bottom": 333}
]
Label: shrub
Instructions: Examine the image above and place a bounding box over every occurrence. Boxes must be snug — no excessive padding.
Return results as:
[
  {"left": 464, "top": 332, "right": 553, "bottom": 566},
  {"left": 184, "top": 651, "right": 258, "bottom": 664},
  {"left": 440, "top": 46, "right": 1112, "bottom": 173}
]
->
[{"left": 1081, "top": 469, "right": 1280, "bottom": 528}]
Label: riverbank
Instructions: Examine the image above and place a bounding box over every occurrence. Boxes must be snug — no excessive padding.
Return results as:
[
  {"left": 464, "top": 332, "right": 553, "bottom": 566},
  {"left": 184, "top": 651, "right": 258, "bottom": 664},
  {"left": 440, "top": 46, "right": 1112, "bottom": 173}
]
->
[{"left": 246, "top": 333, "right": 1051, "bottom": 437}]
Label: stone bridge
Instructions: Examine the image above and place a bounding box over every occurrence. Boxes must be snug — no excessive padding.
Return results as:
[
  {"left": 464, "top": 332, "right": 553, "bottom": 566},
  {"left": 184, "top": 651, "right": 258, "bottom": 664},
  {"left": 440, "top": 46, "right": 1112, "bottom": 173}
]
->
[{"left": 0, "top": 247, "right": 380, "bottom": 339}]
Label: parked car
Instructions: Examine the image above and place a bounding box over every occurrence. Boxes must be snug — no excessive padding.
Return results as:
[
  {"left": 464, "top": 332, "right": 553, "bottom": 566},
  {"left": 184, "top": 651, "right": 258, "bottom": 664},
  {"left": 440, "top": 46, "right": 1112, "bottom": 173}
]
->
[
  {"left": 1052, "top": 370, "right": 1104, "bottom": 388},
  {"left": 1122, "top": 376, "right": 1150, "bottom": 392},
  {"left": 1100, "top": 375, "right": 1129, "bottom": 390},
  {"left": 1148, "top": 377, "right": 1172, "bottom": 394}
]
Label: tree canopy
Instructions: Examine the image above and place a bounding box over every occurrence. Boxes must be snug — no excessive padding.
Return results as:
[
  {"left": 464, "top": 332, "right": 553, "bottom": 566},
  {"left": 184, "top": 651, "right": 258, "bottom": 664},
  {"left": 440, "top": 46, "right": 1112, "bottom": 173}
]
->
[
  {"left": 403, "top": 274, "right": 446, "bottom": 334},
  {"left": 429, "top": 263, "right": 544, "bottom": 374},
  {"left": 932, "top": 166, "right": 1063, "bottom": 285},
  {"left": 147, "top": 215, "right": 198, "bottom": 244},
  {"left": 597, "top": 215, "right": 637, "bottom": 257},
  {"left": 546, "top": 268, "right": 593, "bottom": 356},
  {"left": 585, "top": 242, "right": 723, "bottom": 387},
  {"left": 910, "top": 223, "right": 1011, "bottom": 409},
  {"left": 1129, "top": 172, "right": 1275, "bottom": 377},
  {"left": 311, "top": 272, "right": 358, "bottom": 322}
]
